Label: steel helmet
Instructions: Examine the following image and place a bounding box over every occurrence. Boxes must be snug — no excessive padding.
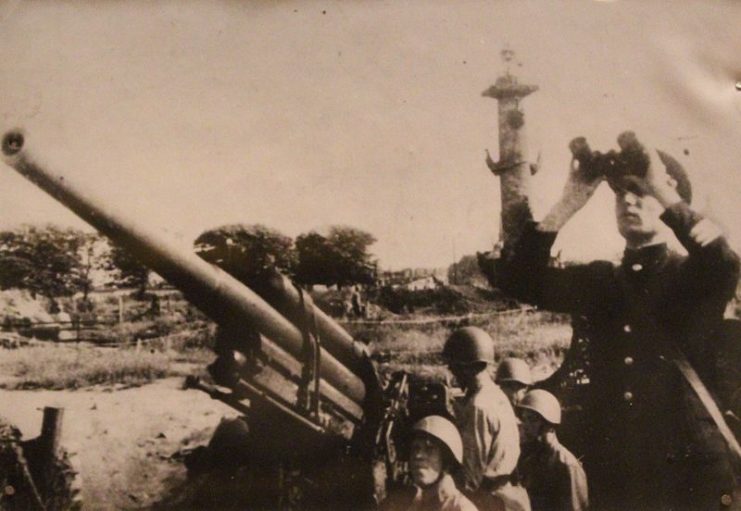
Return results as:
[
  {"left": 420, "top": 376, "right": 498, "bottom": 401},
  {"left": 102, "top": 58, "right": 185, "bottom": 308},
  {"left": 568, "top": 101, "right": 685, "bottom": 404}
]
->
[
  {"left": 443, "top": 327, "right": 494, "bottom": 365},
  {"left": 496, "top": 358, "right": 533, "bottom": 386},
  {"left": 517, "top": 389, "right": 562, "bottom": 425},
  {"left": 412, "top": 415, "right": 463, "bottom": 465}
]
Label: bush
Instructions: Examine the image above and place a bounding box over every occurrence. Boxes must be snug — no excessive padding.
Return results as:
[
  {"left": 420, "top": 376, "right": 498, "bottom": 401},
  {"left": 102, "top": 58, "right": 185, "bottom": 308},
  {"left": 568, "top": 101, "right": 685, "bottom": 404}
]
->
[{"left": 375, "top": 285, "right": 509, "bottom": 315}]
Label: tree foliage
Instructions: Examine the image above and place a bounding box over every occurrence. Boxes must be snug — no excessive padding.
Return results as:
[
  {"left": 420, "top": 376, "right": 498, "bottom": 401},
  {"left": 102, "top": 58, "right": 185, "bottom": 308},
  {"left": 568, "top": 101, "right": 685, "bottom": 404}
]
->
[
  {"left": 294, "top": 226, "right": 377, "bottom": 287},
  {"left": 448, "top": 254, "right": 488, "bottom": 287},
  {"left": 194, "top": 224, "right": 296, "bottom": 282},
  {"left": 0, "top": 225, "right": 91, "bottom": 298},
  {"left": 104, "top": 242, "right": 151, "bottom": 294}
]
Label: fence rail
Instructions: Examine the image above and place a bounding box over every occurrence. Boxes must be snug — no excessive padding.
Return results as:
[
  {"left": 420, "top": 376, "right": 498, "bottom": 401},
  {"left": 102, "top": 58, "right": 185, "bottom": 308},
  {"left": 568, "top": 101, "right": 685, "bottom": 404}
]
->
[
  {"left": 339, "top": 306, "right": 535, "bottom": 326},
  {"left": 1, "top": 319, "right": 118, "bottom": 328}
]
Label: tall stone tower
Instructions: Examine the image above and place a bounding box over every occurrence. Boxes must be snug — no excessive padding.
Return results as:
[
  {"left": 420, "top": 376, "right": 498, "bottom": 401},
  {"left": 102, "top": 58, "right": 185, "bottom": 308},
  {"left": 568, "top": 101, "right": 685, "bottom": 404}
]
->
[{"left": 482, "top": 49, "right": 538, "bottom": 249}]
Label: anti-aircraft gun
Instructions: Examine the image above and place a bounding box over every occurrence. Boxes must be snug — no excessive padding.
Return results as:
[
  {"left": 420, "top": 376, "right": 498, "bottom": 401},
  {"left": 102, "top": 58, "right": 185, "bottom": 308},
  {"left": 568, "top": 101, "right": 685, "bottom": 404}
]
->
[{"left": 1, "top": 130, "right": 451, "bottom": 509}]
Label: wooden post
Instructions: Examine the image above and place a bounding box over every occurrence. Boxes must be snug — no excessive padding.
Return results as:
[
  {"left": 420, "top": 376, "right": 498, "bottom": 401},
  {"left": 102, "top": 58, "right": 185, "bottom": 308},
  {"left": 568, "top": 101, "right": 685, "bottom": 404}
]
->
[
  {"left": 40, "top": 407, "right": 64, "bottom": 460},
  {"left": 118, "top": 294, "right": 124, "bottom": 324}
]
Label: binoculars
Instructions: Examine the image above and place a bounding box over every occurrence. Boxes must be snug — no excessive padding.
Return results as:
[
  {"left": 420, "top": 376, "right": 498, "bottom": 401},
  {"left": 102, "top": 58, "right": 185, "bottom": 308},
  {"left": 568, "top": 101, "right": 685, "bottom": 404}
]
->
[{"left": 568, "top": 131, "right": 650, "bottom": 190}]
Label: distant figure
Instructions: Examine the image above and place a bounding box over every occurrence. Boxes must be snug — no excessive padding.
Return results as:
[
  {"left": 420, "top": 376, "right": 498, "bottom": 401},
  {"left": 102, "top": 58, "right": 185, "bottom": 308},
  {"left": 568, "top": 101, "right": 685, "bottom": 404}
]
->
[
  {"left": 149, "top": 293, "right": 160, "bottom": 318},
  {"left": 351, "top": 285, "right": 364, "bottom": 318},
  {"left": 516, "top": 390, "right": 588, "bottom": 511},
  {"left": 443, "top": 327, "right": 530, "bottom": 511},
  {"left": 340, "top": 285, "right": 354, "bottom": 319},
  {"left": 379, "top": 415, "right": 476, "bottom": 511},
  {"left": 495, "top": 358, "right": 533, "bottom": 407}
]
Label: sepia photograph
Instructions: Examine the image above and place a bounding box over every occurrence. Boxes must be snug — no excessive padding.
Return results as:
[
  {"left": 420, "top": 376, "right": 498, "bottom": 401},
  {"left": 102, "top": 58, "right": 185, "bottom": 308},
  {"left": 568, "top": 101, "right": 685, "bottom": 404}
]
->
[{"left": 1, "top": 1, "right": 739, "bottom": 510}]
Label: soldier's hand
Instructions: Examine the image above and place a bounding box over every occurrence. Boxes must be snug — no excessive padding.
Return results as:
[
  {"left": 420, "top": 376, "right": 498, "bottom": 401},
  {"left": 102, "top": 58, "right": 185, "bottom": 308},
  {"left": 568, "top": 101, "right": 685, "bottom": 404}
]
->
[
  {"left": 538, "top": 148, "right": 603, "bottom": 232},
  {"left": 613, "top": 132, "right": 679, "bottom": 206},
  {"left": 644, "top": 147, "right": 678, "bottom": 199},
  {"left": 616, "top": 132, "right": 682, "bottom": 207},
  {"left": 690, "top": 218, "right": 722, "bottom": 247},
  {"left": 559, "top": 152, "right": 603, "bottom": 207}
]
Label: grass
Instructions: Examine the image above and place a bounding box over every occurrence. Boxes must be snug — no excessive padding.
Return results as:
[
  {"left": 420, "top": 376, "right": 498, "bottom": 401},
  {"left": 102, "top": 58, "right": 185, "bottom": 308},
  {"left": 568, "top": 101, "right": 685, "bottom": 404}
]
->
[
  {"left": 0, "top": 305, "right": 572, "bottom": 390},
  {"left": 0, "top": 342, "right": 212, "bottom": 390},
  {"left": 361, "top": 310, "right": 572, "bottom": 382}
]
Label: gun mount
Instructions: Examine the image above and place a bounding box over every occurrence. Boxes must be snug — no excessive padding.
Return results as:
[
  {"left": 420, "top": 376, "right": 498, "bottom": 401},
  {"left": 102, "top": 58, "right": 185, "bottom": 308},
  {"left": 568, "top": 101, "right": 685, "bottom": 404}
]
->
[{"left": 1, "top": 130, "right": 452, "bottom": 509}]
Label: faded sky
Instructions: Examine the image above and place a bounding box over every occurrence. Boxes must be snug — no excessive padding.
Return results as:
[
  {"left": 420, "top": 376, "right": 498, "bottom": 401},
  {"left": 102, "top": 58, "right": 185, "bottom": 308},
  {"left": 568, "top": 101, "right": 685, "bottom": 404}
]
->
[{"left": 0, "top": 0, "right": 739, "bottom": 269}]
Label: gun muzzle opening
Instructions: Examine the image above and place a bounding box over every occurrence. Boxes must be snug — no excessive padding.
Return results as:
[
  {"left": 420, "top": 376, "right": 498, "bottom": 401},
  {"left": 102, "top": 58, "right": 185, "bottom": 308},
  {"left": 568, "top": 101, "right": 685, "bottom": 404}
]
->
[{"left": 2, "top": 131, "right": 24, "bottom": 157}]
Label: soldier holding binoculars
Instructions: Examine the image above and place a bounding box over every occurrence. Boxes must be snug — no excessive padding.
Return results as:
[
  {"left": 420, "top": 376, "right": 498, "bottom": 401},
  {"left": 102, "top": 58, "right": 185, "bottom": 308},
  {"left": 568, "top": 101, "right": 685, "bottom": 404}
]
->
[{"left": 495, "top": 132, "right": 739, "bottom": 510}]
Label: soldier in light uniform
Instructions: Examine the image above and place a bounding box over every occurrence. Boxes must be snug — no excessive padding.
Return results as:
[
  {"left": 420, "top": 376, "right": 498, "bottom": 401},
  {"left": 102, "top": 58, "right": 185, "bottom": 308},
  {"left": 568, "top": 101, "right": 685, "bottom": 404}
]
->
[
  {"left": 379, "top": 415, "right": 477, "bottom": 511},
  {"left": 516, "top": 390, "right": 588, "bottom": 511},
  {"left": 495, "top": 358, "right": 533, "bottom": 408},
  {"left": 443, "top": 327, "right": 531, "bottom": 511}
]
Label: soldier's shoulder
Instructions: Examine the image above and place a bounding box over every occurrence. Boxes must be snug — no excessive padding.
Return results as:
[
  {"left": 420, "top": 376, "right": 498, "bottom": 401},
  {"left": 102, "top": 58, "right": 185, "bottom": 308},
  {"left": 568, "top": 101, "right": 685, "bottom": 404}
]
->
[
  {"left": 472, "top": 384, "right": 511, "bottom": 411},
  {"left": 548, "top": 439, "right": 583, "bottom": 469},
  {"left": 451, "top": 492, "right": 480, "bottom": 511},
  {"left": 586, "top": 259, "right": 616, "bottom": 275},
  {"left": 378, "top": 486, "right": 416, "bottom": 511}
]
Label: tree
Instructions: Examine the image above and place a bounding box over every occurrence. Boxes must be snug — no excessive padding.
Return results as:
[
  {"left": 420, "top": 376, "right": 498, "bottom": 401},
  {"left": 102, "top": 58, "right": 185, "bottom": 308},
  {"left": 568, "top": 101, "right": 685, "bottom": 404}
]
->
[
  {"left": 104, "top": 242, "right": 151, "bottom": 296},
  {"left": 0, "top": 225, "right": 91, "bottom": 298},
  {"left": 194, "top": 224, "right": 296, "bottom": 283},
  {"left": 295, "top": 226, "right": 377, "bottom": 287},
  {"left": 448, "top": 254, "right": 488, "bottom": 287},
  {"left": 76, "top": 232, "right": 104, "bottom": 302}
]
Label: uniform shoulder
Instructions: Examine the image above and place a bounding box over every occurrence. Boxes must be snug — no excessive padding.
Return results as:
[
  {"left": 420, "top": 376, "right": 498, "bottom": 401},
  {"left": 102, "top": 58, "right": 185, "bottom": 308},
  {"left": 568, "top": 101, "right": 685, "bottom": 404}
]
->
[
  {"left": 454, "top": 493, "right": 480, "bottom": 511},
  {"left": 378, "top": 486, "right": 416, "bottom": 511},
  {"left": 471, "top": 382, "right": 512, "bottom": 412},
  {"left": 586, "top": 259, "right": 616, "bottom": 274},
  {"left": 548, "top": 439, "right": 583, "bottom": 469}
]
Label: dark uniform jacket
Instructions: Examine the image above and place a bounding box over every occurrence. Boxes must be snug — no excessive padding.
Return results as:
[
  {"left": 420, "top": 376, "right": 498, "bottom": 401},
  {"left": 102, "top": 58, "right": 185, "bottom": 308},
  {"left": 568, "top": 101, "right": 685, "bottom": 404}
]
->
[
  {"left": 497, "top": 202, "right": 739, "bottom": 510},
  {"left": 517, "top": 435, "right": 588, "bottom": 511}
]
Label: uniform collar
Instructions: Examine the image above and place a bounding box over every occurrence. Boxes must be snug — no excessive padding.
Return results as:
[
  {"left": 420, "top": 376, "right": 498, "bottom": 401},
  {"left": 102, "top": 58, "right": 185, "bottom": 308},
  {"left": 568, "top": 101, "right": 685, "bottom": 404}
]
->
[
  {"left": 621, "top": 242, "right": 668, "bottom": 273},
  {"left": 465, "top": 372, "right": 496, "bottom": 400},
  {"left": 523, "top": 431, "right": 560, "bottom": 457},
  {"left": 414, "top": 473, "right": 458, "bottom": 506}
]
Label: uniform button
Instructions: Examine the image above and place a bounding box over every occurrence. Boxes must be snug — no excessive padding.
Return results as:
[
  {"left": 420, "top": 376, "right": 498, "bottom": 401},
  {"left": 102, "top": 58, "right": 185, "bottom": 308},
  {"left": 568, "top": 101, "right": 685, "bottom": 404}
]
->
[
  {"left": 623, "top": 391, "right": 633, "bottom": 402},
  {"left": 624, "top": 356, "right": 634, "bottom": 366},
  {"left": 631, "top": 263, "right": 643, "bottom": 272},
  {"left": 623, "top": 324, "right": 632, "bottom": 333},
  {"left": 721, "top": 494, "right": 732, "bottom": 507}
]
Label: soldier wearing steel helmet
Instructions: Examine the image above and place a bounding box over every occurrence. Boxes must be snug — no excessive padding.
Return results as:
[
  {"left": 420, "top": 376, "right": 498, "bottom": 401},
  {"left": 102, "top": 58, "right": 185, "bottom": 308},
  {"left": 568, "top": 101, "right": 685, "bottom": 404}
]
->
[
  {"left": 495, "top": 358, "right": 533, "bottom": 408},
  {"left": 443, "top": 327, "right": 530, "bottom": 511},
  {"left": 495, "top": 132, "right": 740, "bottom": 510},
  {"left": 516, "top": 390, "right": 588, "bottom": 511},
  {"left": 379, "top": 415, "right": 477, "bottom": 511}
]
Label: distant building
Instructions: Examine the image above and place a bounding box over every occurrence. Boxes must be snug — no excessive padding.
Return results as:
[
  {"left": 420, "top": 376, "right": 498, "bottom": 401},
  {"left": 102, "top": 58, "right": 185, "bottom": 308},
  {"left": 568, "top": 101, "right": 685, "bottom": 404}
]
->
[
  {"left": 378, "top": 268, "right": 448, "bottom": 288},
  {"left": 404, "top": 275, "right": 444, "bottom": 291}
]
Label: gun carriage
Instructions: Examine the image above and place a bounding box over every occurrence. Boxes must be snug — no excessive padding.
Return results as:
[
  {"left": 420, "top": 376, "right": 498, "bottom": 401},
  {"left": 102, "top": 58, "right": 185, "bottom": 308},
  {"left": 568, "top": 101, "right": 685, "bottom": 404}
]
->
[{"left": 1, "top": 130, "right": 450, "bottom": 510}]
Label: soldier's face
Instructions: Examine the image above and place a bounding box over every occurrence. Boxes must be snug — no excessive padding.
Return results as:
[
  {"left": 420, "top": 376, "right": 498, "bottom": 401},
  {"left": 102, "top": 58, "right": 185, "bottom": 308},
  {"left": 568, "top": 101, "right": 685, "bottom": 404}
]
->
[
  {"left": 615, "top": 190, "right": 663, "bottom": 244},
  {"left": 518, "top": 409, "right": 543, "bottom": 444},
  {"left": 447, "top": 363, "right": 478, "bottom": 390},
  {"left": 500, "top": 381, "right": 528, "bottom": 407},
  {"left": 409, "top": 435, "right": 444, "bottom": 487}
]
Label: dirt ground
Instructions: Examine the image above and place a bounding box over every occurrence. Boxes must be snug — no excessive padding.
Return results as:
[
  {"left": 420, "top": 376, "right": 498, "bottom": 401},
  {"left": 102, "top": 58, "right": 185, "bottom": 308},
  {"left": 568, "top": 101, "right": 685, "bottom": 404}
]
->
[{"left": 0, "top": 377, "right": 239, "bottom": 510}]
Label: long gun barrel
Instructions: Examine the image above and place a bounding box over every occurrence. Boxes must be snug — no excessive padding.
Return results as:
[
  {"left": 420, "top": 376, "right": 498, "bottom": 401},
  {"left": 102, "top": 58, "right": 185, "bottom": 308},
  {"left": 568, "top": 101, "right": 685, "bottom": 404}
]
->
[
  {"left": 0, "top": 131, "right": 366, "bottom": 410},
  {"left": 239, "top": 267, "right": 370, "bottom": 373}
]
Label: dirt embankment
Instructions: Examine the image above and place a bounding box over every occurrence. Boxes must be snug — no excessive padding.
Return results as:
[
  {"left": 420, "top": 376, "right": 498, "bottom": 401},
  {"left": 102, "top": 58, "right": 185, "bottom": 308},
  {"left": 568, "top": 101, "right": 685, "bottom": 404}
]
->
[{"left": 0, "top": 377, "right": 239, "bottom": 510}]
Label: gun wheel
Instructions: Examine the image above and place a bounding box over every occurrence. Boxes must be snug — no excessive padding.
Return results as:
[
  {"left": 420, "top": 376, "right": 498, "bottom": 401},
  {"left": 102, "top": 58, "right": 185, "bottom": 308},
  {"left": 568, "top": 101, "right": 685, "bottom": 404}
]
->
[{"left": 38, "top": 450, "right": 83, "bottom": 511}]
